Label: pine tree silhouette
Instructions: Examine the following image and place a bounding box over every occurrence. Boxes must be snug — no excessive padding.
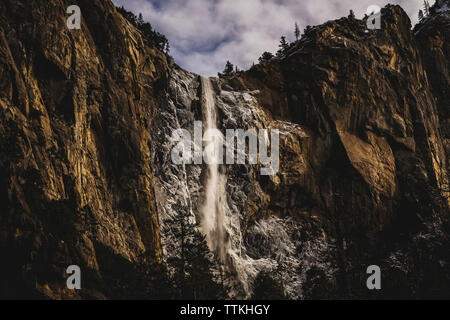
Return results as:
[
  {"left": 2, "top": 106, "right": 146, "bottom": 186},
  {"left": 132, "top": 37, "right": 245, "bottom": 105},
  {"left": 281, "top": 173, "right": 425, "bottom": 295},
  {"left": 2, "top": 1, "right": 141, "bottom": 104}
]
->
[
  {"left": 295, "top": 22, "right": 300, "bottom": 41},
  {"left": 349, "top": 9, "right": 355, "bottom": 19},
  {"left": 258, "top": 51, "right": 274, "bottom": 62},
  {"left": 166, "top": 202, "right": 222, "bottom": 299},
  {"left": 117, "top": 7, "right": 169, "bottom": 53},
  {"left": 423, "top": 0, "right": 430, "bottom": 16}
]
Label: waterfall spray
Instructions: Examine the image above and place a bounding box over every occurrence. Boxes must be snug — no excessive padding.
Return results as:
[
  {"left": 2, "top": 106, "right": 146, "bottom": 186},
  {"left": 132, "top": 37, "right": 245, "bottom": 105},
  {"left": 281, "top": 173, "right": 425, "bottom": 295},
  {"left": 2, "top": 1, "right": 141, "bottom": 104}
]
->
[{"left": 200, "top": 76, "right": 228, "bottom": 263}]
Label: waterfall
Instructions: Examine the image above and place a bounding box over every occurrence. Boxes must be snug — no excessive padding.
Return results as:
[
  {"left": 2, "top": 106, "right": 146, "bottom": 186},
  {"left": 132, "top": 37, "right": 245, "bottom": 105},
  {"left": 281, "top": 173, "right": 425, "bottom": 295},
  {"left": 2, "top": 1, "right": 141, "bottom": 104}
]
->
[
  {"left": 198, "top": 76, "right": 278, "bottom": 297},
  {"left": 200, "top": 76, "right": 228, "bottom": 263},
  {"left": 157, "top": 69, "right": 332, "bottom": 298}
]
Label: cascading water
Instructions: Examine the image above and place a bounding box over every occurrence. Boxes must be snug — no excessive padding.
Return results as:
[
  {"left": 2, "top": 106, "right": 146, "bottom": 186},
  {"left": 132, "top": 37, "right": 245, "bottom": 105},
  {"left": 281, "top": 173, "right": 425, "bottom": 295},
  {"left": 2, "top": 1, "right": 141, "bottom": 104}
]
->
[
  {"left": 198, "top": 76, "right": 305, "bottom": 298},
  {"left": 199, "top": 76, "right": 229, "bottom": 263}
]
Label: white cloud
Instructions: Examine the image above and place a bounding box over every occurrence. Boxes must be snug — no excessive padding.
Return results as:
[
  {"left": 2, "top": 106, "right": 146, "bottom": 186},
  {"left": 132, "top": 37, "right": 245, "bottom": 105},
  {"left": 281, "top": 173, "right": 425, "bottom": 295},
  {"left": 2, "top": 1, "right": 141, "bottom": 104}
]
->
[{"left": 112, "top": 0, "right": 435, "bottom": 76}]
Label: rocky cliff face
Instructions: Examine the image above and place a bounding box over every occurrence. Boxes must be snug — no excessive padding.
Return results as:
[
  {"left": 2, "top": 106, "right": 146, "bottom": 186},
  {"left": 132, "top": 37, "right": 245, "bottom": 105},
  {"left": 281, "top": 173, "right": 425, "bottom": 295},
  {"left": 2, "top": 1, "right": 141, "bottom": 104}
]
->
[
  {"left": 0, "top": 0, "right": 448, "bottom": 299},
  {"left": 230, "top": 4, "right": 450, "bottom": 298},
  {"left": 0, "top": 0, "right": 168, "bottom": 298}
]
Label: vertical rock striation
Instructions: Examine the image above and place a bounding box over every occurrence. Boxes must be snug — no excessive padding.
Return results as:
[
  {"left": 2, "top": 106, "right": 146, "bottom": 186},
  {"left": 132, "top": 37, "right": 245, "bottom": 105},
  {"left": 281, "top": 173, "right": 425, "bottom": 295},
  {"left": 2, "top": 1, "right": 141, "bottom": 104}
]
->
[{"left": 0, "top": 0, "right": 168, "bottom": 298}]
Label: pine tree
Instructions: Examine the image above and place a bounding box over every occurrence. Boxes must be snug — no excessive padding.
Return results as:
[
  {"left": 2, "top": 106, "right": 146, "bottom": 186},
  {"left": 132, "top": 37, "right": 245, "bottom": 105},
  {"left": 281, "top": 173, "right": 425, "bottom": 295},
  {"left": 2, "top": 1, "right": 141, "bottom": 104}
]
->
[
  {"left": 274, "top": 260, "right": 286, "bottom": 294},
  {"left": 166, "top": 203, "right": 190, "bottom": 296},
  {"left": 279, "top": 36, "right": 288, "bottom": 50},
  {"left": 419, "top": 9, "right": 424, "bottom": 21},
  {"left": 137, "top": 13, "right": 144, "bottom": 26},
  {"left": 302, "top": 266, "right": 336, "bottom": 299},
  {"left": 134, "top": 251, "right": 173, "bottom": 299},
  {"left": 184, "top": 231, "right": 221, "bottom": 299},
  {"left": 225, "top": 61, "right": 234, "bottom": 75},
  {"left": 276, "top": 36, "right": 289, "bottom": 57},
  {"left": 211, "top": 257, "right": 234, "bottom": 299},
  {"left": 117, "top": 7, "right": 170, "bottom": 54},
  {"left": 423, "top": 0, "right": 430, "bottom": 16},
  {"left": 165, "top": 42, "right": 170, "bottom": 54},
  {"left": 117, "top": 6, "right": 137, "bottom": 25},
  {"left": 304, "top": 25, "right": 312, "bottom": 35},
  {"left": 294, "top": 22, "right": 300, "bottom": 41}
]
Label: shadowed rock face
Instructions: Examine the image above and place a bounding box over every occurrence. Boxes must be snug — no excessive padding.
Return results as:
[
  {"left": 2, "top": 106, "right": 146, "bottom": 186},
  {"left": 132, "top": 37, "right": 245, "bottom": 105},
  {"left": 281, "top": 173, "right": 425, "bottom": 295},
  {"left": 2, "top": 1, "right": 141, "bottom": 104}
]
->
[{"left": 0, "top": 0, "right": 448, "bottom": 299}]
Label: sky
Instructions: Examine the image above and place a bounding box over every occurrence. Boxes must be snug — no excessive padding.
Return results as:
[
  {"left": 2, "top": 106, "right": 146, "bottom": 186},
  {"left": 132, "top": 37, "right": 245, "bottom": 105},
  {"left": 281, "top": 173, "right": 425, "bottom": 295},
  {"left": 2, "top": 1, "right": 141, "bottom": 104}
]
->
[{"left": 111, "top": 0, "right": 435, "bottom": 76}]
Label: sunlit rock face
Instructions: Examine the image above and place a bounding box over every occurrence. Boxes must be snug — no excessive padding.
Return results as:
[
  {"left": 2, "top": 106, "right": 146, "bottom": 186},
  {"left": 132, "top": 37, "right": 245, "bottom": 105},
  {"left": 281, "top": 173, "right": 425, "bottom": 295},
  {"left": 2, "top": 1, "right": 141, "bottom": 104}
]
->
[
  {"left": 0, "top": 0, "right": 449, "bottom": 299},
  {"left": 0, "top": 0, "right": 167, "bottom": 299}
]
